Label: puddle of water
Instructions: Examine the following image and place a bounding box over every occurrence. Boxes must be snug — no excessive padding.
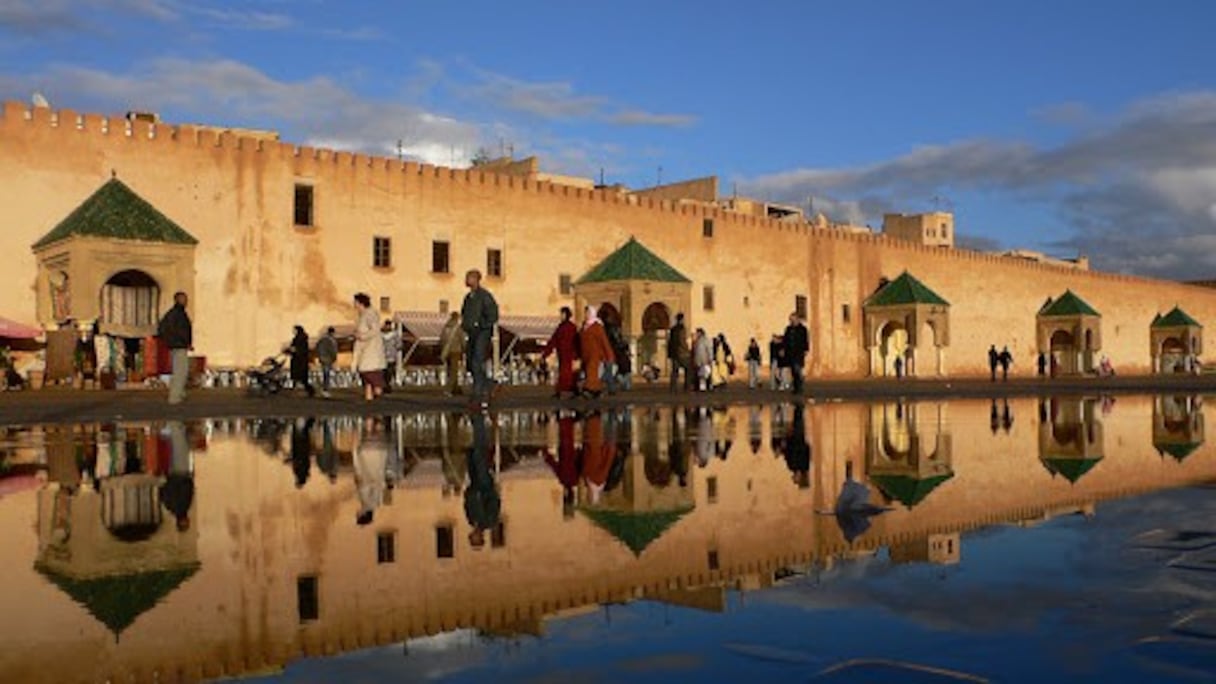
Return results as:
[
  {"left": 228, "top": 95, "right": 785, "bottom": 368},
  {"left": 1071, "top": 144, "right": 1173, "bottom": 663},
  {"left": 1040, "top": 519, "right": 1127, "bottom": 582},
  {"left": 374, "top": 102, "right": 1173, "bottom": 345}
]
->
[{"left": 0, "top": 394, "right": 1214, "bottom": 683}]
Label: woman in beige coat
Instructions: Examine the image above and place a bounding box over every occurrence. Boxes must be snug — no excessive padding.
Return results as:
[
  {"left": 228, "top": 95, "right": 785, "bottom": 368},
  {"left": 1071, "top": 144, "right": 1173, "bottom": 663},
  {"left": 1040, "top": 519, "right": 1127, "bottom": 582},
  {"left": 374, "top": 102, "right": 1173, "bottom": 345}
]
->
[{"left": 352, "top": 293, "right": 387, "bottom": 401}]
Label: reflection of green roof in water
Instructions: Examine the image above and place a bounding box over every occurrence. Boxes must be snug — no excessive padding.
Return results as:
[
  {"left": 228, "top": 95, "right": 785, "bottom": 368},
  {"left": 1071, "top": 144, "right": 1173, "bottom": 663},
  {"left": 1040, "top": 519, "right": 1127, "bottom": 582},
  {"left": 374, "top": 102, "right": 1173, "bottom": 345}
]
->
[
  {"left": 1041, "top": 457, "right": 1103, "bottom": 483},
  {"left": 1157, "top": 442, "right": 1202, "bottom": 461},
  {"left": 869, "top": 473, "right": 953, "bottom": 508},
  {"left": 35, "top": 562, "right": 200, "bottom": 637},
  {"left": 579, "top": 506, "right": 694, "bottom": 557}
]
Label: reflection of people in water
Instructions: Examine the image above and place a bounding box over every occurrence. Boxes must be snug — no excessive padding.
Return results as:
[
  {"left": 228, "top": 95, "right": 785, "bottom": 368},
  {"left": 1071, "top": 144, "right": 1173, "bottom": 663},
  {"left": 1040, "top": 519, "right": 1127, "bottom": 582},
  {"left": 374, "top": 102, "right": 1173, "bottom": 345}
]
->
[
  {"left": 543, "top": 412, "right": 580, "bottom": 517},
  {"left": 784, "top": 406, "right": 811, "bottom": 488},
  {"left": 1001, "top": 400, "right": 1014, "bottom": 434},
  {"left": 290, "top": 418, "right": 314, "bottom": 489},
  {"left": 669, "top": 409, "right": 689, "bottom": 488},
  {"left": 159, "top": 421, "right": 194, "bottom": 532},
  {"left": 354, "top": 417, "right": 389, "bottom": 526},
  {"left": 580, "top": 412, "right": 614, "bottom": 503},
  {"left": 464, "top": 411, "right": 500, "bottom": 549},
  {"left": 990, "top": 400, "right": 1000, "bottom": 435},
  {"left": 442, "top": 413, "right": 468, "bottom": 498},
  {"left": 316, "top": 419, "right": 339, "bottom": 483},
  {"left": 694, "top": 408, "right": 713, "bottom": 467},
  {"left": 749, "top": 405, "right": 763, "bottom": 454}
]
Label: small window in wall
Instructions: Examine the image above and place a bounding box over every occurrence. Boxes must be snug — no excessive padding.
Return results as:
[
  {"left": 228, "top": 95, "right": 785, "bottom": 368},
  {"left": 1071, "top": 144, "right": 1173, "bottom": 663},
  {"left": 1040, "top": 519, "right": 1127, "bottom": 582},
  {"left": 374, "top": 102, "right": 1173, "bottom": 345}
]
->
[
  {"left": 379, "top": 296, "right": 391, "bottom": 314},
  {"left": 377, "top": 532, "right": 397, "bottom": 564},
  {"left": 432, "top": 241, "right": 451, "bottom": 274},
  {"left": 436, "top": 525, "right": 455, "bottom": 558},
  {"left": 703, "top": 285, "right": 715, "bottom": 312},
  {"left": 491, "top": 521, "right": 506, "bottom": 548},
  {"left": 842, "top": 304, "right": 851, "bottom": 323},
  {"left": 297, "top": 575, "right": 319, "bottom": 622},
  {"left": 439, "top": 299, "right": 450, "bottom": 314},
  {"left": 795, "top": 295, "right": 808, "bottom": 319},
  {"left": 707, "top": 476, "right": 719, "bottom": 504},
  {"left": 559, "top": 274, "right": 573, "bottom": 295},
  {"left": 293, "top": 184, "right": 314, "bottom": 227},
  {"left": 703, "top": 218, "right": 715, "bottom": 238},
  {"left": 487, "top": 248, "right": 503, "bottom": 278},
  {"left": 373, "top": 236, "right": 392, "bottom": 268},
  {"left": 707, "top": 550, "right": 720, "bottom": 571}
]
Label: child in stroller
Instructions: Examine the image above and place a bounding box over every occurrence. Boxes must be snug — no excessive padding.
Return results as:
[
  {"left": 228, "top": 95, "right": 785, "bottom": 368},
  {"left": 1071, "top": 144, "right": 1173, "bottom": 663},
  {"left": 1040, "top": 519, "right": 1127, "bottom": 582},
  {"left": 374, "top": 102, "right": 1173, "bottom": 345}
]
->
[{"left": 247, "top": 354, "right": 289, "bottom": 396}]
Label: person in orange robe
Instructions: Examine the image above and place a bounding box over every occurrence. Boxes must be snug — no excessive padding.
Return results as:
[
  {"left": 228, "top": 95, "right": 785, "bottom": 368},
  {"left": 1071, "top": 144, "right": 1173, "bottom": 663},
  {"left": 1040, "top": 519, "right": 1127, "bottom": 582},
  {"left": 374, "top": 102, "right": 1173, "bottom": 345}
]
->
[{"left": 578, "top": 305, "right": 614, "bottom": 398}]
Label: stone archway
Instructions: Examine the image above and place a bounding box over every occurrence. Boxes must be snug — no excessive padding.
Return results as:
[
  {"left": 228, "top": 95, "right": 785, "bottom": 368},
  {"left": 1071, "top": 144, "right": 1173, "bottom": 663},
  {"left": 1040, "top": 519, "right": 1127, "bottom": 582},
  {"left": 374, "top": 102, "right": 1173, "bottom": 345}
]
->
[
  {"left": 638, "top": 301, "right": 671, "bottom": 371},
  {"left": 876, "top": 320, "right": 910, "bottom": 378},
  {"left": 1037, "top": 291, "right": 1100, "bottom": 377},
  {"left": 1050, "top": 329, "right": 1076, "bottom": 376},
  {"left": 100, "top": 269, "right": 161, "bottom": 335},
  {"left": 642, "top": 301, "right": 670, "bottom": 332}
]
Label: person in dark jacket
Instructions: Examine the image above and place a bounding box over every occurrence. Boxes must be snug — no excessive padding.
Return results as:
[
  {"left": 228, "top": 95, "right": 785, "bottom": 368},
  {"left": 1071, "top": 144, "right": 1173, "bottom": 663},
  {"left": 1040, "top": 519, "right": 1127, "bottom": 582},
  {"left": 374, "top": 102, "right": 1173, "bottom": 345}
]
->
[
  {"left": 287, "top": 325, "right": 315, "bottom": 397},
  {"left": 668, "top": 313, "right": 691, "bottom": 392},
  {"left": 461, "top": 270, "right": 499, "bottom": 404},
  {"left": 159, "top": 421, "right": 194, "bottom": 531},
  {"left": 783, "top": 313, "right": 810, "bottom": 394},
  {"left": 746, "top": 338, "right": 762, "bottom": 389},
  {"left": 784, "top": 406, "right": 811, "bottom": 488},
  {"left": 157, "top": 291, "right": 192, "bottom": 405}
]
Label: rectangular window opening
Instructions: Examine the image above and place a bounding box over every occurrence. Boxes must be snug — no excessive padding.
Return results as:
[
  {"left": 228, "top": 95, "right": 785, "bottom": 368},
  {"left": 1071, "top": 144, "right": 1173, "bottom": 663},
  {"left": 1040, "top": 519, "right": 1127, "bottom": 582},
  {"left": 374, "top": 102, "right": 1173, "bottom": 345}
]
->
[
  {"left": 377, "top": 531, "right": 397, "bottom": 564},
  {"left": 297, "top": 575, "right": 319, "bottom": 622},
  {"left": 707, "top": 550, "right": 720, "bottom": 571},
  {"left": 707, "top": 476, "right": 719, "bottom": 504},
  {"left": 379, "top": 296, "right": 391, "bottom": 314},
  {"left": 491, "top": 521, "right": 506, "bottom": 548},
  {"left": 702, "top": 218, "right": 715, "bottom": 238},
  {"left": 703, "top": 285, "right": 715, "bottom": 312},
  {"left": 293, "top": 184, "right": 314, "bottom": 227},
  {"left": 436, "top": 525, "right": 455, "bottom": 559},
  {"left": 432, "top": 241, "right": 451, "bottom": 274},
  {"left": 842, "top": 304, "right": 851, "bottom": 324},
  {"left": 373, "top": 236, "right": 392, "bottom": 268},
  {"left": 487, "top": 248, "right": 503, "bottom": 278},
  {"left": 795, "top": 295, "right": 808, "bottom": 319},
  {"left": 559, "top": 274, "right": 573, "bottom": 295},
  {"left": 439, "top": 299, "right": 450, "bottom": 314}
]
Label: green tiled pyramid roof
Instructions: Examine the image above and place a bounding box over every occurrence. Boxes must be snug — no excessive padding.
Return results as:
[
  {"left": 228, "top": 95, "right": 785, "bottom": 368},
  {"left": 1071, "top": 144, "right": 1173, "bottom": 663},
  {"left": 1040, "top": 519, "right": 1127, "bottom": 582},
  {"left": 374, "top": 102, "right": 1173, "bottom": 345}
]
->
[
  {"left": 1041, "top": 457, "right": 1102, "bottom": 484},
  {"left": 864, "top": 272, "right": 949, "bottom": 307},
  {"left": 1152, "top": 306, "right": 1202, "bottom": 329},
  {"left": 35, "top": 562, "right": 200, "bottom": 636},
  {"left": 1039, "top": 290, "right": 1099, "bottom": 317},
  {"left": 870, "top": 472, "right": 953, "bottom": 508},
  {"left": 576, "top": 238, "right": 691, "bottom": 285},
  {"left": 33, "top": 178, "right": 198, "bottom": 249},
  {"left": 1157, "top": 442, "right": 1202, "bottom": 461},
  {"left": 580, "top": 505, "right": 693, "bottom": 557}
]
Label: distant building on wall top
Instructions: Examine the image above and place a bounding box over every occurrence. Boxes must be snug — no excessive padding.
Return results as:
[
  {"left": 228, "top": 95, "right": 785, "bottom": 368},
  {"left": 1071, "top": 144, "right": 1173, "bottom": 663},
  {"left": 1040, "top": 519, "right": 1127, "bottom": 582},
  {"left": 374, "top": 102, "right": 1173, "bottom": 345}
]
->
[{"left": 882, "top": 211, "right": 955, "bottom": 248}]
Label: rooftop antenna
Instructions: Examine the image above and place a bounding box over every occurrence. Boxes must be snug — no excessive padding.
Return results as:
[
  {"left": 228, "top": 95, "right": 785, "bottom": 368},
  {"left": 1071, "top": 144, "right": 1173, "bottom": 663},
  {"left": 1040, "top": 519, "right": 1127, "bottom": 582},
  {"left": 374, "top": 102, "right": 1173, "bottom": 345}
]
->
[
  {"left": 656, "top": 165, "right": 663, "bottom": 186},
  {"left": 395, "top": 139, "right": 404, "bottom": 162},
  {"left": 31, "top": 92, "right": 50, "bottom": 108},
  {"left": 599, "top": 167, "right": 605, "bottom": 186},
  {"left": 931, "top": 194, "right": 953, "bottom": 211}
]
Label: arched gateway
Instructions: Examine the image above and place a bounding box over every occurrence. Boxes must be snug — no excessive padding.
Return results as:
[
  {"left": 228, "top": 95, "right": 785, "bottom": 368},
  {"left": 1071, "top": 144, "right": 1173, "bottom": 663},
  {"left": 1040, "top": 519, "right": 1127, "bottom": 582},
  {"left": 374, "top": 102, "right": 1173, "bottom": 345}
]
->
[{"left": 862, "top": 272, "right": 950, "bottom": 378}]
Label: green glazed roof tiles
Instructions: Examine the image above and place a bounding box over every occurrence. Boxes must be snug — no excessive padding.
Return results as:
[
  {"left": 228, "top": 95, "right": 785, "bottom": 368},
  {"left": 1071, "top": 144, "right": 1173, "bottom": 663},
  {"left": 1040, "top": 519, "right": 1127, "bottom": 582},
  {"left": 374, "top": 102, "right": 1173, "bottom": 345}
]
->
[
  {"left": 33, "top": 178, "right": 199, "bottom": 249},
  {"left": 864, "top": 272, "right": 949, "bottom": 307},
  {"left": 869, "top": 472, "right": 953, "bottom": 508},
  {"left": 1039, "top": 290, "right": 1100, "bottom": 317},
  {"left": 1152, "top": 306, "right": 1202, "bottom": 329},
  {"left": 579, "top": 505, "right": 693, "bottom": 557},
  {"left": 576, "top": 237, "right": 691, "bottom": 284}
]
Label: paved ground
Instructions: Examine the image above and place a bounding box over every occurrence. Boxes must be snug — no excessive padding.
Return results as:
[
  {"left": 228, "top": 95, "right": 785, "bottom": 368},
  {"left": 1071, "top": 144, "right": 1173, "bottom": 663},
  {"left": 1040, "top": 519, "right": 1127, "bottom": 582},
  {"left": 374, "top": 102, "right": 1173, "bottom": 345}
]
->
[{"left": 3, "top": 373, "right": 1216, "bottom": 426}]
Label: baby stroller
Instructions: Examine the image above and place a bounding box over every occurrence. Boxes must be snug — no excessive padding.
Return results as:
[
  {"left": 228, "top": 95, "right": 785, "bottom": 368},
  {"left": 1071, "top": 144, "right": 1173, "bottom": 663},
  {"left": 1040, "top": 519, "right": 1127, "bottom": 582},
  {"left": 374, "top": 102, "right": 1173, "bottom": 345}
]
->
[{"left": 247, "top": 354, "right": 288, "bottom": 396}]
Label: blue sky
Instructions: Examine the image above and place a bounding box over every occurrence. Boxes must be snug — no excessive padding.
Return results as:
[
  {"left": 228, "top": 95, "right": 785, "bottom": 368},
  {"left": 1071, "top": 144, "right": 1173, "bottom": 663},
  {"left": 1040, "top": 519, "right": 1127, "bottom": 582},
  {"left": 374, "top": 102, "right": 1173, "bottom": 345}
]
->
[{"left": 3, "top": 0, "right": 1216, "bottom": 278}]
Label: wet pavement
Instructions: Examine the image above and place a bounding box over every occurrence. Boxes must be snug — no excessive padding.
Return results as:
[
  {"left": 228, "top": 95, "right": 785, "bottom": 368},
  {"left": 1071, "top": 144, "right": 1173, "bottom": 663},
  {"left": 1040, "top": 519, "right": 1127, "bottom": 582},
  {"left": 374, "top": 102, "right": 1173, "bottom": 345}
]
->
[{"left": 0, "top": 394, "right": 1214, "bottom": 682}]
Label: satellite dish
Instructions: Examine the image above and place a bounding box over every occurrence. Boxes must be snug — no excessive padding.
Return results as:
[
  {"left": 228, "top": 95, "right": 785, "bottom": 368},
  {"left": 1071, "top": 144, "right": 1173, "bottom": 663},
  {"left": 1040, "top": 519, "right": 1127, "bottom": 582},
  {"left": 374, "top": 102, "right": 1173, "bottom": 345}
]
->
[{"left": 31, "top": 92, "right": 50, "bottom": 108}]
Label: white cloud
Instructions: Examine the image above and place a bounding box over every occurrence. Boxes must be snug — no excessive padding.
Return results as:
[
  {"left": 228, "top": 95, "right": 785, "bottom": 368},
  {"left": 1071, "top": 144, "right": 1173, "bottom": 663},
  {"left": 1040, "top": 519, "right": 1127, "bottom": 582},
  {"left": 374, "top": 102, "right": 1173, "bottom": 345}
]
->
[
  {"left": 740, "top": 92, "right": 1216, "bottom": 279},
  {"left": 2, "top": 58, "right": 484, "bottom": 166}
]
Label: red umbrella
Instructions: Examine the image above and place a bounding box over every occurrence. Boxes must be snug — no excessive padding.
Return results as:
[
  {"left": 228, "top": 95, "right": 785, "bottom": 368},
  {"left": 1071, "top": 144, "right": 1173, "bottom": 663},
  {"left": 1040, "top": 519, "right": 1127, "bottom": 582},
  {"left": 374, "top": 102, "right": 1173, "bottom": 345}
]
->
[{"left": 0, "top": 316, "right": 41, "bottom": 340}]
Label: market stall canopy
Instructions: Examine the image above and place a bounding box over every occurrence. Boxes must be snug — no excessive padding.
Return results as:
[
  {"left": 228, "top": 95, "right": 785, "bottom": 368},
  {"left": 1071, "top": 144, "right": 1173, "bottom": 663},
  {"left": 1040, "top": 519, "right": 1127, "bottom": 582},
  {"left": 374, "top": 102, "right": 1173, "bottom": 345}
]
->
[
  {"left": 498, "top": 315, "right": 561, "bottom": 341},
  {"left": 0, "top": 315, "right": 42, "bottom": 340},
  {"left": 392, "top": 311, "right": 450, "bottom": 343}
]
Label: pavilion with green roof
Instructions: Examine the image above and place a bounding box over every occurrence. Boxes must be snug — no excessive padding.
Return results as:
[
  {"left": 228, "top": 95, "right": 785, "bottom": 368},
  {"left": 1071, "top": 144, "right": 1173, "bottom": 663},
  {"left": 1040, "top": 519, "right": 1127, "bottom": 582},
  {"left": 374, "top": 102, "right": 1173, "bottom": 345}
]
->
[
  {"left": 862, "top": 272, "right": 951, "bottom": 378},
  {"left": 1150, "top": 306, "right": 1203, "bottom": 373},
  {"left": 1039, "top": 397, "right": 1104, "bottom": 471},
  {"left": 1153, "top": 395, "right": 1205, "bottom": 461},
  {"left": 574, "top": 237, "right": 692, "bottom": 351},
  {"left": 31, "top": 177, "right": 197, "bottom": 341},
  {"left": 1036, "top": 290, "right": 1102, "bottom": 375}
]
